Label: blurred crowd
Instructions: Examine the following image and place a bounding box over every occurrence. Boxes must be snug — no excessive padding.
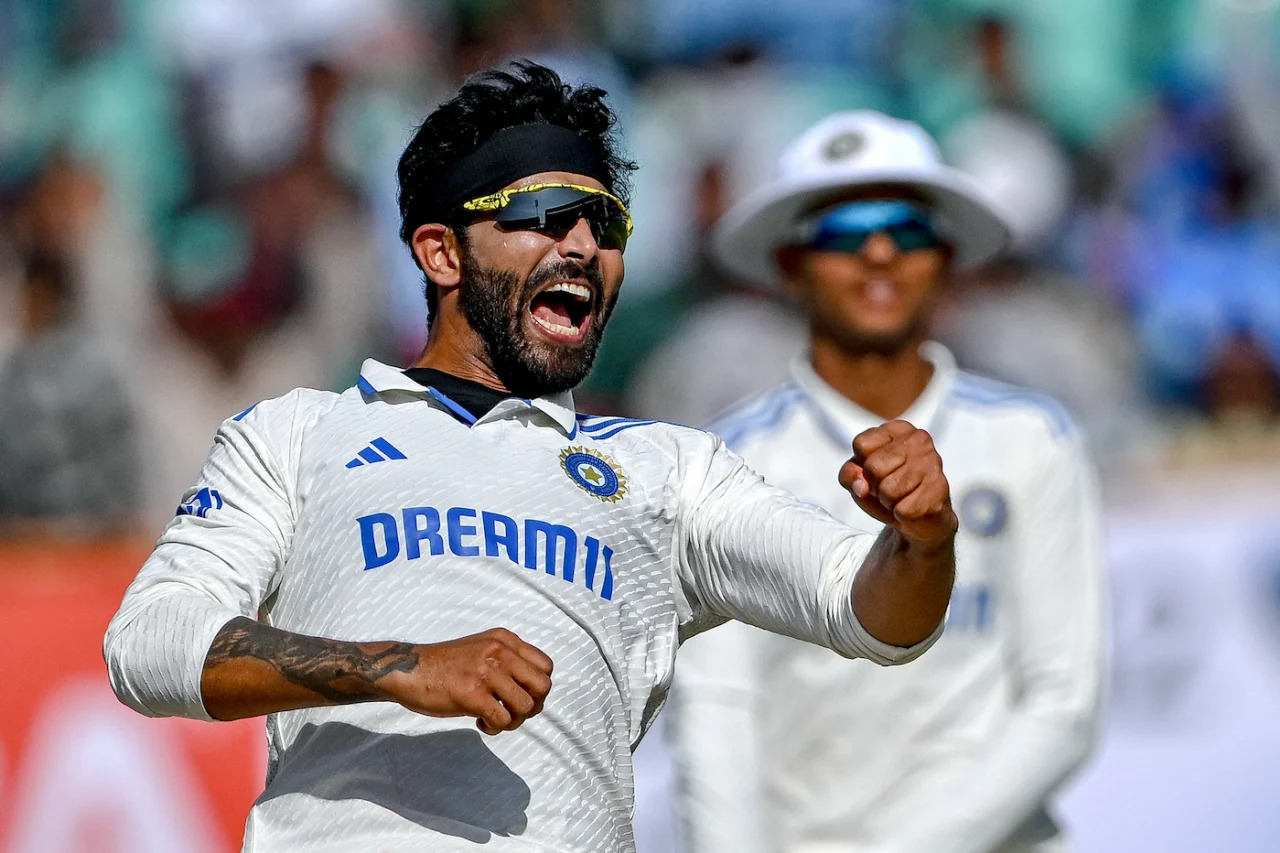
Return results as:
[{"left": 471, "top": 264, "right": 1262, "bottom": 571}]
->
[{"left": 2, "top": 0, "right": 1280, "bottom": 533}]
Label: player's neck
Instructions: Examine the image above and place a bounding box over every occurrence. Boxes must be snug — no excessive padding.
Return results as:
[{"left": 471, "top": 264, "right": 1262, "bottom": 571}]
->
[
  {"left": 809, "top": 335, "right": 933, "bottom": 421},
  {"left": 410, "top": 315, "right": 510, "bottom": 393}
]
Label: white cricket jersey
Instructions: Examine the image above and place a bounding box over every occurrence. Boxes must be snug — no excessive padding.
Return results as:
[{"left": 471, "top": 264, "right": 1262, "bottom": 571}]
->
[
  {"left": 665, "top": 344, "right": 1106, "bottom": 853},
  {"left": 103, "top": 358, "right": 940, "bottom": 853}
]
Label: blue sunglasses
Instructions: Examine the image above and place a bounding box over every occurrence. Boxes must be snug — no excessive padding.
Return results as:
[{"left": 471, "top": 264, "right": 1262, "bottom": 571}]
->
[{"left": 795, "top": 200, "right": 942, "bottom": 254}]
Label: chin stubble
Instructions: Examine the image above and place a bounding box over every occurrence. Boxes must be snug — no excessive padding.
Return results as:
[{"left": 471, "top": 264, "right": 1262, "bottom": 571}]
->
[
  {"left": 813, "top": 308, "right": 928, "bottom": 357},
  {"left": 459, "top": 253, "right": 613, "bottom": 397}
]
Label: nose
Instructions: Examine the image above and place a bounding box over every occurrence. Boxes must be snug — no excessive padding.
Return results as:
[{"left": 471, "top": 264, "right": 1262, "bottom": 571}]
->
[
  {"left": 557, "top": 216, "right": 600, "bottom": 263},
  {"left": 859, "top": 230, "right": 900, "bottom": 265}
]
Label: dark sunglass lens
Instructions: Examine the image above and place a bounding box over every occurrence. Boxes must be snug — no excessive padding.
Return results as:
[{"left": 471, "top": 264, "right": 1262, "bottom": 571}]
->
[
  {"left": 492, "top": 189, "right": 579, "bottom": 224},
  {"left": 813, "top": 231, "right": 871, "bottom": 253},
  {"left": 489, "top": 190, "right": 628, "bottom": 249},
  {"left": 889, "top": 221, "right": 940, "bottom": 251},
  {"left": 598, "top": 218, "right": 629, "bottom": 251},
  {"left": 536, "top": 208, "right": 582, "bottom": 239}
]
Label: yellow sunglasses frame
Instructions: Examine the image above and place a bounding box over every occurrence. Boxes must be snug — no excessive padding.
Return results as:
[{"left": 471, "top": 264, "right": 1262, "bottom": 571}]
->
[{"left": 460, "top": 182, "right": 634, "bottom": 241}]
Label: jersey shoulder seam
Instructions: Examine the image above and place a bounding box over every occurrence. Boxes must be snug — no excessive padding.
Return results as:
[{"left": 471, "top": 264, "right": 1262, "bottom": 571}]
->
[
  {"left": 949, "top": 371, "right": 1078, "bottom": 438},
  {"left": 227, "top": 387, "right": 345, "bottom": 501},
  {"left": 229, "top": 387, "right": 343, "bottom": 433},
  {"left": 705, "top": 381, "right": 804, "bottom": 451}
]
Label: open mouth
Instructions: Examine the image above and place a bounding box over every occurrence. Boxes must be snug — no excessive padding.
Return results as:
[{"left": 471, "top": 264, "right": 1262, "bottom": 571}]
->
[
  {"left": 528, "top": 281, "right": 595, "bottom": 343},
  {"left": 862, "top": 278, "right": 901, "bottom": 309}
]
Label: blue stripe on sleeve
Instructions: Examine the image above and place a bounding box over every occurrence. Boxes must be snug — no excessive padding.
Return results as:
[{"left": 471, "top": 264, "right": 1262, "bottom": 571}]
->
[
  {"left": 710, "top": 384, "right": 802, "bottom": 450},
  {"left": 589, "top": 421, "right": 659, "bottom": 441},
  {"left": 579, "top": 415, "right": 653, "bottom": 433},
  {"left": 951, "top": 376, "right": 1075, "bottom": 437}
]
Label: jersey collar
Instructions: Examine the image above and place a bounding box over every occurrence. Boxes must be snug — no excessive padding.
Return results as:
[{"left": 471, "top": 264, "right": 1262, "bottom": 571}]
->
[
  {"left": 788, "top": 342, "right": 958, "bottom": 445},
  {"left": 355, "top": 359, "right": 579, "bottom": 437}
]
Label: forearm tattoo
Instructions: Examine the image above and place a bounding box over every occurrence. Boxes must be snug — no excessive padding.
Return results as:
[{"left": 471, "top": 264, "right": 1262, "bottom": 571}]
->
[{"left": 204, "top": 616, "right": 419, "bottom": 704}]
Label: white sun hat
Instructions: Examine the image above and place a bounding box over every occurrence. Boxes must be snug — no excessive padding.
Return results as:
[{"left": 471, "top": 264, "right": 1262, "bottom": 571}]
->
[{"left": 712, "top": 110, "right": 1013, "bottom": 287}]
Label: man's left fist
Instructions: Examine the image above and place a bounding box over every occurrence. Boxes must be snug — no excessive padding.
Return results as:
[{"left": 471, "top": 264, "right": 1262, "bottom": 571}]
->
[{"left": 838, "top": 419, "right": 958, "bottom": 545}]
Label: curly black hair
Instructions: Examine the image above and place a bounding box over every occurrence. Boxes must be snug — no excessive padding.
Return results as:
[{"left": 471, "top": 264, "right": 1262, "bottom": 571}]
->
[{"left": 397, "top": 61, "right": 636, "bottom": 322}]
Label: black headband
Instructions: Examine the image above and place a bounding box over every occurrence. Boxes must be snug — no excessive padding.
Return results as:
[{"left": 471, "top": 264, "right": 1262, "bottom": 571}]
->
[{"left": 419, "top": 123, "right": 611, "bottom": 224}]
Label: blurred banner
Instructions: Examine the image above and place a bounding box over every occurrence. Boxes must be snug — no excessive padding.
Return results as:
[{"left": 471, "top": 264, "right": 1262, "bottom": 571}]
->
[
  {"left": 629, "top": 465, "right": 1280, "bottom": 853},
  {"left": 1061, "top": 466, "right": 1280, "bottom": 852},
  {"left": 0, "top": 541, "right": 264, "bottom": 853}
]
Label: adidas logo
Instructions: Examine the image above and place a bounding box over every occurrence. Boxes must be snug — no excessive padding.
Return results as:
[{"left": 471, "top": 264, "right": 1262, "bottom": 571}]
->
[{"left": 345, "top": 437, "right": 408, "bottom": 469}]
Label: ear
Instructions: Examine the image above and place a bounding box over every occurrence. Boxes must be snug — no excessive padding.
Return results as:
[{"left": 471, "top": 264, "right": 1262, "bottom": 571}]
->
[{"left": 412, "top": 223, "right": 463, "bottom": 290}]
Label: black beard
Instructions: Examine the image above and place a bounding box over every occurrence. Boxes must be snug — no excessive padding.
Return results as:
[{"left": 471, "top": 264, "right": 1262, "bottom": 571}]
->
[
  {"left": 810, "top": 309, "right": 928, "bottom": 357},
  {"left": 459, "top": 250, "right": 614, "bottom": 398}
]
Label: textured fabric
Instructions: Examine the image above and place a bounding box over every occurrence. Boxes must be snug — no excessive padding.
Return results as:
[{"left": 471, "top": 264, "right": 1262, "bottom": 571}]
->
[
  {"left": 103, "top": 357, "right": 935, "bottom": 853},
  {"left": 666, "top": 344, "right": 1106, "bottom": 853}
]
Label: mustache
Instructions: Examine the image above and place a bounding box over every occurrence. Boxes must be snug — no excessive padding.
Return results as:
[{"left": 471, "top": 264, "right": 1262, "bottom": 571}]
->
[{"left": 523, "top": 259, "right": 604, "bottom": 297}]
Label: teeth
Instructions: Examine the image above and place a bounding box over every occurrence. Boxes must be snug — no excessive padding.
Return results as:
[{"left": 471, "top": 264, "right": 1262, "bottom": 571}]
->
[
  {"left": 546, "top": 282, "right": 592, "bottom": 302},
  {"left": 532, "top": 313, "right": 581, "bottom": 336},
  {"left": 866, "top": 279, "right": 897, "bottom": 305}
]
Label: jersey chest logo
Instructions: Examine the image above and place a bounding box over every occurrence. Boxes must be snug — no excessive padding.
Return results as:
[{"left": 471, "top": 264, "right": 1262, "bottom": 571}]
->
[
  {"left": 560, "top": 446, "right": 627, "bottom": 503},
  {"left": 959, "top": 486, "right": 1008, "bottom": 537}
]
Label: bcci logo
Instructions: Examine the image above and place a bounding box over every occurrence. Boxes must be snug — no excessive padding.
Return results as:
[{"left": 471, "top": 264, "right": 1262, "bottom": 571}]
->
[
  {"left": 560, "top": 446, "right": 627, "bottom": 503},
  {"left": 824, "top": 131, "right": 865, "bottom": 161},
  {"left": 959, "top": 486, "right": 1008, "bottom": 537}
]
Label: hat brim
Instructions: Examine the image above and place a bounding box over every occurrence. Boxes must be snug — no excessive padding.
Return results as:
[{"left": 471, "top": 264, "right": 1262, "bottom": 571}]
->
[{"left": 711, "top": 166, "right": 1012, "bottom": 287}]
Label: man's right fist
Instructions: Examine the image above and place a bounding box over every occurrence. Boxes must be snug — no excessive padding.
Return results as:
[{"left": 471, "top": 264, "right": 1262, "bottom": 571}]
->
[
  {"left": 839, "top": 419, "right": 957, "bottom": 546},
  {"left": 381, "top": 628, "right": 554, "bottom": 735}
]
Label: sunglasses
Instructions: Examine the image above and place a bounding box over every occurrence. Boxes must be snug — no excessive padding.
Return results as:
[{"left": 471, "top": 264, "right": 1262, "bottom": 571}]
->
[
  {"left": 795, "top": 200, "right": 942, "bottom": 254},
  {"left": 460, "top": 183, "right": 634, "bottom": 251}
]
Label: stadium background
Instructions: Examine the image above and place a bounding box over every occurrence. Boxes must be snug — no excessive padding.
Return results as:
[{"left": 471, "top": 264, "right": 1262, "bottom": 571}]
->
[{"left": 1, "top": 0, "right": 1279, "bottom": 850}]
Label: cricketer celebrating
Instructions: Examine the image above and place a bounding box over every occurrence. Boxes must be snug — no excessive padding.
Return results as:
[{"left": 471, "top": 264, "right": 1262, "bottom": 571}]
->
[
  {"left": 104, "top": 67, "right": 959, "bottom": 853},
  {"left": 664, "top": 112, "right": 1106, "bottom": 853}
]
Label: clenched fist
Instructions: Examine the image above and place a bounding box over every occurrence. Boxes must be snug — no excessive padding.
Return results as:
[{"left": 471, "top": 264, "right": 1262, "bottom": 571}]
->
[
  {"left": 839, "top": 419, "right": 957, "bottom": 544},
  {"left": 380, "top": 627, "right": 554, "bottom": 735}
]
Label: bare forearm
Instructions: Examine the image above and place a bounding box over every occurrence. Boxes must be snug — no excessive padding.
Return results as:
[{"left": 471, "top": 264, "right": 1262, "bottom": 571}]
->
[
  {"left": 200, "top": 616, "right": 419, "bottom": 720},
  {"left": 199, "top": 618, "right": 556, "bottom": 734},
  {"left": 837, "top": 420, "right": 957, "bottom": 648},
  {"left": 852, "top": 526, "right": 955, "bottom": 647}
]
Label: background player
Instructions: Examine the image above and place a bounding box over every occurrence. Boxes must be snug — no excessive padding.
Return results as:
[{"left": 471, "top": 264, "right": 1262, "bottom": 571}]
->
[
  {"left": 663, "top": 111, "right": 1107, "bottom": 853},
  {"left": 104, "top": 67, "right": 961, "bottom": 852}
]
